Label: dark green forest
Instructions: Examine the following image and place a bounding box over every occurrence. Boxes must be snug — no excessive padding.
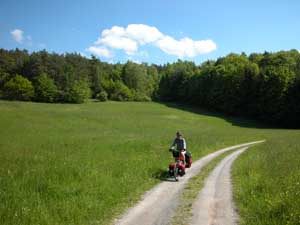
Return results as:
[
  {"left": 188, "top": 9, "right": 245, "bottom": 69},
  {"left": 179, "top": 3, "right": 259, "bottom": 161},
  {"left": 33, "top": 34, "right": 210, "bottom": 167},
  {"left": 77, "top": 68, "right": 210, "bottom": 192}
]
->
[{"left": 1, "top": 48, "right": 299, "bottom": 127}]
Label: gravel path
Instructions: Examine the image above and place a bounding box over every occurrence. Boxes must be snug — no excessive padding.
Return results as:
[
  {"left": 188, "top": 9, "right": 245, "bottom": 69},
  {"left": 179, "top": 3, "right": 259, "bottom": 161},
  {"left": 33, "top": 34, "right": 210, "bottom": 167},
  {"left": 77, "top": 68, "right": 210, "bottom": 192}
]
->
[
  {"left": 114, "top": 141, "right": 264, "bottom": 225},
  {"left": 190, "top": 148, "right": 247, "bottom": 225}
]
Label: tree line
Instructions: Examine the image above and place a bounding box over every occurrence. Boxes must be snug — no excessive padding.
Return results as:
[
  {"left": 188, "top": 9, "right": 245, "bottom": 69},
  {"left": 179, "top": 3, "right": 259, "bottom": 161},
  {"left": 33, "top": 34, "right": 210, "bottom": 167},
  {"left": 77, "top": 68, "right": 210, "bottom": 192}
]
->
[
  {"left": 0, "top": 48, "right": 299, "bottom": 127},
  {"left": 0, "top": 49, "right": 160, "bottom": 103},
  {"left": 159, "top": 50, "right": 300, "bottom": 127}
]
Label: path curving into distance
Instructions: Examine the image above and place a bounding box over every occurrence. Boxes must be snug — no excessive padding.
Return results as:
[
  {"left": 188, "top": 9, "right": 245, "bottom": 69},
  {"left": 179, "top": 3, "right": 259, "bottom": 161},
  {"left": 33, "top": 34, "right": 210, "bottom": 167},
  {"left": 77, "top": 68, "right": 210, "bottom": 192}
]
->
[
  {"left": 114, "top": 141, "right": 265, "bottom": 225},
  {"left": 190, "top": 147, "right": 248, "bottom": 225}
]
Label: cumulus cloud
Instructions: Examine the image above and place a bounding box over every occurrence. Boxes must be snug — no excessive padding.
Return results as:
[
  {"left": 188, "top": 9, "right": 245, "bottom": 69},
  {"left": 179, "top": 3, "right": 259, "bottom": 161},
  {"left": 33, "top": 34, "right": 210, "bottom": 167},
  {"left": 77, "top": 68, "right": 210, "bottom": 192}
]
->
[
  {"left": 97, "top": 35, "right": 137, "bottom": 55},
  {"left": 10, "top": 29, "right": 37, "bottom": 47},
  {"left": 126, "top": 24, "right": 164, "bottom": 44},
  {"left": 87, "top": 46, "right": 114, "bottom": 58},
  {"left": 94, "top": 24, "right": 163, "bottom": 55},
  {"left": 88, "top": 24, "right": 217, "bottom": 58},
  {"left": 156, "top": 36, "right": 217, "bottom": 58},
  {"left": 11, "top": 29, "right": 24, "bottom": 43}
]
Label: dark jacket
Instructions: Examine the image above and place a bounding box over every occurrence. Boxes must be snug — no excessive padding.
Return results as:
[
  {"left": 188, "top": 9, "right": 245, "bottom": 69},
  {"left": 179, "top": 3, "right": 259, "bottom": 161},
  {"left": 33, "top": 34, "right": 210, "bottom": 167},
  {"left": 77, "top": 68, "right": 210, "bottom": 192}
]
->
[{"left": 171, "top": 137, "right": 187, "bottom": 151}]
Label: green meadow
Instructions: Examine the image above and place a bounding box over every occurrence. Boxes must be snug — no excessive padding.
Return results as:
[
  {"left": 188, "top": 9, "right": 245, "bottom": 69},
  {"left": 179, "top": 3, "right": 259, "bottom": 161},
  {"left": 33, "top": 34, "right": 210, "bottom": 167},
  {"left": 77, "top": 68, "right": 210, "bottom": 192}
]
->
[
  {"left": 0, "top": 100, "right": 299, "bottom": 225},
  {"left": 232, "top": 135, "right": 300, "bottom": 225}
]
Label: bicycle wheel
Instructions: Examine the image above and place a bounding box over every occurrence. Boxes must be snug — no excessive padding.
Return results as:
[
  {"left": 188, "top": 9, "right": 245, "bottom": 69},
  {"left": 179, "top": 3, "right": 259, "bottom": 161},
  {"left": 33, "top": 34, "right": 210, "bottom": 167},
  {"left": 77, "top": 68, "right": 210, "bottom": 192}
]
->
[{"left": 174, "top": 166, "right": 178, "bottom": 181}]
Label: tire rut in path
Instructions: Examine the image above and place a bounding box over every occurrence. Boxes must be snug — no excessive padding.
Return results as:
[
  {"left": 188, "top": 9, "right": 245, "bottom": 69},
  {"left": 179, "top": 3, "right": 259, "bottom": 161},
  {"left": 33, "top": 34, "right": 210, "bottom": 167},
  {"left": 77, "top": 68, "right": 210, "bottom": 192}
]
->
[
  {"left": 114, "top": 141, "right": 264, "bottom": 225},
  {"left": 190, "top": 148, "right": 247, "bottom": 225}
]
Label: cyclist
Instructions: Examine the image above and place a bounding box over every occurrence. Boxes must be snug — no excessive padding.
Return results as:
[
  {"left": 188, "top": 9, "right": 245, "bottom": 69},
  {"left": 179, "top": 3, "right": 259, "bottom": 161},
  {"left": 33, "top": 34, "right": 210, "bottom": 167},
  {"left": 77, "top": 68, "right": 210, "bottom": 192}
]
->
[{"left": 170, "top": 131, "right": 187, "bottom": 163}]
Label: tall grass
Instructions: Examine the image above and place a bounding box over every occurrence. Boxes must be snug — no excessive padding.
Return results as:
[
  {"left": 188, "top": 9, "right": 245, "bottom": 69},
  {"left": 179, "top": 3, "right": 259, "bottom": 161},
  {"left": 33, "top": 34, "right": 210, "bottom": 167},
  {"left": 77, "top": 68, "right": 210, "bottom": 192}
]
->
[
  {"left": 232, "top": 133, "right": 300, "bottom": 225},
  {"left": 0, "top": 100, "right": 299, "bottom": 224}
]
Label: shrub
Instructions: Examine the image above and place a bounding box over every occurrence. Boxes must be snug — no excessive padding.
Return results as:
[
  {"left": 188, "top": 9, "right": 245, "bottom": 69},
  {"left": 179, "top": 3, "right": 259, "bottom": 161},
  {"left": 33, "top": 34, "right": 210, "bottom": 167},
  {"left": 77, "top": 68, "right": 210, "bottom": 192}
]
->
[
  {"left": 3, "top": 75, "right": 34, "bottom": 101},
  {"left": 133, "top": 92, "right": 151, "bottom": 102},
  {"left": 65, "top": 79, "right": 91, "bottom": 103},
  {"left": 96, "top": 91, "right": 108, "bottom": 102},
  {"left": 104, "top": 80, "right": 133, "bottom": 101},
  {"left": 34, "top": 73, "right": 58, "bottom": 103}
]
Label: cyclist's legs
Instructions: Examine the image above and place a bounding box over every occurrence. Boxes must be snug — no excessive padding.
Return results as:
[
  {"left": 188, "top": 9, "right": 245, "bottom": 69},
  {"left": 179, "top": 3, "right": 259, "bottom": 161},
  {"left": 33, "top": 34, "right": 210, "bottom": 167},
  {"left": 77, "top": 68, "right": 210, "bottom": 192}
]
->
[{"left": 181, "top": 150, "right": 186, "bottom": 163}]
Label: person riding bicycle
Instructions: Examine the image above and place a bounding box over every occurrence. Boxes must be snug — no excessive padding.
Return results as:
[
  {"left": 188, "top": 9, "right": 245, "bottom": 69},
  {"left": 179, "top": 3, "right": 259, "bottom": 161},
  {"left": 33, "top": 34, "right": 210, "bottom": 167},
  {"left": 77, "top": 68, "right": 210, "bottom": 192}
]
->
[{"left": 170, "top": 131, "right": 187, "bottom": 163}]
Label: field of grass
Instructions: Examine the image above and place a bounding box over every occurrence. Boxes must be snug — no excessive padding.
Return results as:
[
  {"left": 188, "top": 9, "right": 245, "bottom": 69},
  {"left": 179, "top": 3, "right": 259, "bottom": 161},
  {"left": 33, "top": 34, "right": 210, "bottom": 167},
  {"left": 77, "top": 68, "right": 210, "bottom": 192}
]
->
[
  {"left": 0, "top": 100, "right": 299, "bottom": 225},
  {"left": 232, "top": 135, "right": 300, "bottom": 225}
]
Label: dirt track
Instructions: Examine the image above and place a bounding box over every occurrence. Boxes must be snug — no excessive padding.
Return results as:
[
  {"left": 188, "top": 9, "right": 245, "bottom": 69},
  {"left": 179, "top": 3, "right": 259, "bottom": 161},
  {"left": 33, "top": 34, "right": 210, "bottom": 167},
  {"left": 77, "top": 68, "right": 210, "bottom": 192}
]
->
[
  {"left": 190, "top": 148, "right": 247, "bottom": 225},
  {"left": 114, "top": 141, "right": 264, "bottom": 225}
]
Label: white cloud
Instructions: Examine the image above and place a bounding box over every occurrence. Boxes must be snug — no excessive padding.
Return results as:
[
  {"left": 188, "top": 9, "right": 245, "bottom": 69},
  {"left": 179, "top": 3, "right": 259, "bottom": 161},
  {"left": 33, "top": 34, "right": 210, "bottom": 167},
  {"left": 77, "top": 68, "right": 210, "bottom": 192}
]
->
[
  {"left": 126, "top": 24, "right": 163, "bottom": 44},
  {"left": 156, "top": 36, "right": 217, "bottom": 58},
  {"left": 100, "top": 26, "right": 126, "bottom": 40},
  {"left": 87, "top": 46, "right": 114, "bottom": 58},
  {"left": 88, "top": 24, "right": 217, "bottom": 59},
  {"left": 94, "top": 24, "right": 163, "bottom": 55},
  {"left": 95, "top": 24, "right": 163, "bottom": 46},
  {"left": 95, "top": 26, "right": 137, "bottom": 55},
  {"left": 10, "top": 29, "right": 38, "bottom": 48},
  {"left": 11, "top": 29, "right": 24, "bottom": 43},
  {"left": 98, "top": 35, "right": 137, "bottom": 55}
]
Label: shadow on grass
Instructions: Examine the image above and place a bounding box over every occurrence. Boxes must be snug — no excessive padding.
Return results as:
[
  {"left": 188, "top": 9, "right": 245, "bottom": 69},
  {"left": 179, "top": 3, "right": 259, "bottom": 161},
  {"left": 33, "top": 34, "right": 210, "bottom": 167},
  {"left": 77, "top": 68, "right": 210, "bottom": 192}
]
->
[
  {"left": 152, "top": 168, "right": 178, "bottom": 182},
  {"left": 160, "top": 101, "right": 282, "bottom": 129}
]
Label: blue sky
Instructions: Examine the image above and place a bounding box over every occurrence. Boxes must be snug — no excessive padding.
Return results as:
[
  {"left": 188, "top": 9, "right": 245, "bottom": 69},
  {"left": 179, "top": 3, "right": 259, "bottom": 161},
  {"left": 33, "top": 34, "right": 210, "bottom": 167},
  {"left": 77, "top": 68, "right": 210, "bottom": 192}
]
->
[{"left": 0, "top": 0, "right": 299, "bottom": 65}]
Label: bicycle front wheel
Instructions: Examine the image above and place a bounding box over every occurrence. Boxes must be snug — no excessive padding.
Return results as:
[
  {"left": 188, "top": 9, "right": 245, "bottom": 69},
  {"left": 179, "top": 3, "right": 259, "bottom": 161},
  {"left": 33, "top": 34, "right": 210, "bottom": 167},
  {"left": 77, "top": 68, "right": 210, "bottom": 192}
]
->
[{"left": 174, "top": 167, "right": 178, "bottom": 181}]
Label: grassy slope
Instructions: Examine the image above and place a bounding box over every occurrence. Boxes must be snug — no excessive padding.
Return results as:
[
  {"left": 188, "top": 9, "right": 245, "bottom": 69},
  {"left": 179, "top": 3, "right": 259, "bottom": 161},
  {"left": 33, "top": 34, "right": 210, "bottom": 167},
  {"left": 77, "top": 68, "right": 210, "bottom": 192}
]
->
[{"left": 0, "top": 100, "right": 299, "bottom": 225}]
